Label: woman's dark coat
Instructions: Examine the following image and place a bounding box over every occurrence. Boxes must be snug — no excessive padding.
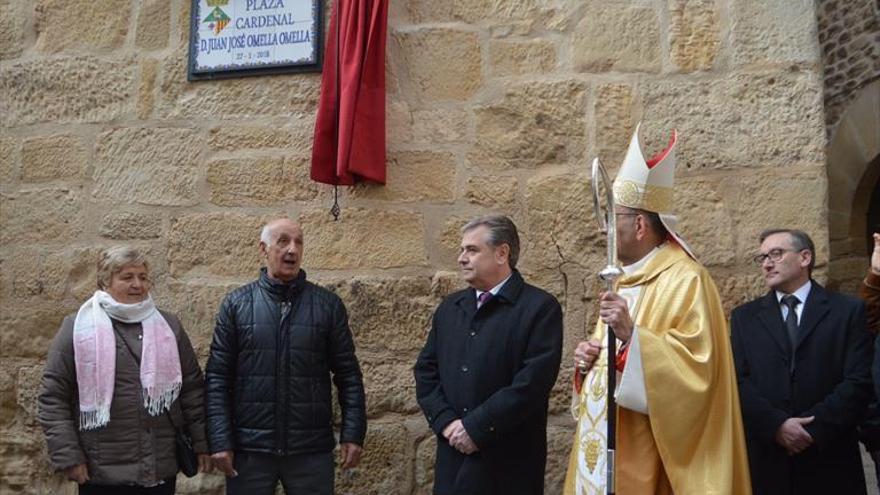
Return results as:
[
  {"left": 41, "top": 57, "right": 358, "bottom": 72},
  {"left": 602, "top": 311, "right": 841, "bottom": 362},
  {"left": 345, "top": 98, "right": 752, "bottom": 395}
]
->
[{"left": 38, "top": 310, "right": 207, "bottom": 486}]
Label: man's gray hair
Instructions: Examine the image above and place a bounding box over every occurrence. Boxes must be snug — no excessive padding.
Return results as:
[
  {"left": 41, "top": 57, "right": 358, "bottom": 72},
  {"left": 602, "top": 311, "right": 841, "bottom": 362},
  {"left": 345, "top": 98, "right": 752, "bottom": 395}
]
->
[
  {"left": 759, "top": 228, "right": 816, "bottom": 273},
  {"left": 462, "top": 215, "right": 521, "bottom": 269},
  {"left": 260, "top": 223, "right": 274, "bottom": 245},
  {"left": 96, "top": 246, "right": 149, "bottom": 290}
]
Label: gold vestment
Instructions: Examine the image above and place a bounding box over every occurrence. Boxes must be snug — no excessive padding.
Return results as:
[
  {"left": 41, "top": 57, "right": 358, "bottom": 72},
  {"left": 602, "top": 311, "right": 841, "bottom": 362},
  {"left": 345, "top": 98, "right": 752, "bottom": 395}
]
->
[{"left": 565, "top": 243, "right": 751, "bottom": 494}]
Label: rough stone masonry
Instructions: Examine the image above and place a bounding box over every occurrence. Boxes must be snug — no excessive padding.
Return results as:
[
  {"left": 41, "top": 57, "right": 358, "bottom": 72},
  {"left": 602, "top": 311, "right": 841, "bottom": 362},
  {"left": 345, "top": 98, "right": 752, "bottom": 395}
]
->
[{"left": 0, "top": 0, "right": 834, "bottom": 493}]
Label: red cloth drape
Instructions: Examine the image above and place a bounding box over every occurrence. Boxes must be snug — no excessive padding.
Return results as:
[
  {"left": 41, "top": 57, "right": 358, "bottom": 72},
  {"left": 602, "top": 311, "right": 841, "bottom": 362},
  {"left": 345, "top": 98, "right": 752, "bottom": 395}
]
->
[{"left": 311, "top": 0, "right": 388, "bottom": 186}]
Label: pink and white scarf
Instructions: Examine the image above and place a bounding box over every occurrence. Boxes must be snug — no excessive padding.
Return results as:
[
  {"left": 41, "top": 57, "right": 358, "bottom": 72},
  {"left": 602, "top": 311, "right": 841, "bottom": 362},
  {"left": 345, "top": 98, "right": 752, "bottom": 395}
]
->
[{"left": 73, "top": 291, "right": 182, "bottom": 430}]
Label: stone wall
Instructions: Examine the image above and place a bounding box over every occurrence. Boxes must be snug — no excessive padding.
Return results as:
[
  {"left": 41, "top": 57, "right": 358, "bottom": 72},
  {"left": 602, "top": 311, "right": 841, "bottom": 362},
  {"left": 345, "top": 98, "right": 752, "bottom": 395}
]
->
[
  {"left": 816, "top": 0, "right": 880, "bottom": 137},
  {"left": 0, "top": 0, "right": 829, "bottom": 493}
]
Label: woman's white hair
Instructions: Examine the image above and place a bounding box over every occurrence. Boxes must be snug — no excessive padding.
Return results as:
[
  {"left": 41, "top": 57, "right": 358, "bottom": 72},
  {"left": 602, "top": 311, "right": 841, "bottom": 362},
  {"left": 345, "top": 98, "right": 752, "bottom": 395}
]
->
[{"left": 96, "top": 246, "right": 149, "bottom": 290}]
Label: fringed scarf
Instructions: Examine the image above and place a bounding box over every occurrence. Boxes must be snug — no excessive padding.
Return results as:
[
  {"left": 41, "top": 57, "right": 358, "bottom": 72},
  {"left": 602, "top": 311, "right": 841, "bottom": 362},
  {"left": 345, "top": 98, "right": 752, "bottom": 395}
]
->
[{"left": 73, "top": 291, "right": 181, "bottom": 430}]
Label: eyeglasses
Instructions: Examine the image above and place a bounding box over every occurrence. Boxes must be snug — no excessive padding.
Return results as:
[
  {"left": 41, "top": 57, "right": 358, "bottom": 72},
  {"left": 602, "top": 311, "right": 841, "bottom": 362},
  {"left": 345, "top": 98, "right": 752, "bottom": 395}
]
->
[{"left": 752, "top": 248, "right": 798, "bottom": 265}]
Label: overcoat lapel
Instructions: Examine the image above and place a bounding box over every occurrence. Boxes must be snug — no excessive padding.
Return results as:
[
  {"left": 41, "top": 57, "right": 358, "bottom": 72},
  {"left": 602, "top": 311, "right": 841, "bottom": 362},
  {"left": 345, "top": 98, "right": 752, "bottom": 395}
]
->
[
  {"left": 756, "top": 291, "right": 792, "bottom": 357},
  {"left": 796, "top": 282, "right": 830, "bottom": 349},
  {"left": 455, "top": 290, "right": 477, "bottom": 319}
]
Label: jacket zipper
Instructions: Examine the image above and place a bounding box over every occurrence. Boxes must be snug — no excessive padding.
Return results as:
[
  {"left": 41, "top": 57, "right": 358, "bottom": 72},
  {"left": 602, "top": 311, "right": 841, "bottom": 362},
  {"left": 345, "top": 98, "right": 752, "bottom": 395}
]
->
[{"left": 278, "top": 301, "right": 292, "bottom": 454}]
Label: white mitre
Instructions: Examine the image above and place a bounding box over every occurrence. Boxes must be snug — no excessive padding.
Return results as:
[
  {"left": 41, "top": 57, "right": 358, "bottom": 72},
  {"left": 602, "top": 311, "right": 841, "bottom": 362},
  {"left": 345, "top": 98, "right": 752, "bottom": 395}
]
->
[{"left": 612, "top": 122, "right": 696, "bottom": 260}]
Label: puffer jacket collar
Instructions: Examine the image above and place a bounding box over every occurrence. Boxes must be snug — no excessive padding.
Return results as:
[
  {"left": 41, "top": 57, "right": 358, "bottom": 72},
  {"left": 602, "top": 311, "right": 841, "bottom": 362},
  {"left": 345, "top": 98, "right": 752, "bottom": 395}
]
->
[{"left": 258, "top": 268, "right": 307, "bottom": 303}]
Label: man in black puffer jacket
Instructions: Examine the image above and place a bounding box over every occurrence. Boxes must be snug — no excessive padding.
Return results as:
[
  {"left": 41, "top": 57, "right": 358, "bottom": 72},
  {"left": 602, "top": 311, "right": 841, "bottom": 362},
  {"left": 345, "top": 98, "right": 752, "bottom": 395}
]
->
[{"left": 206, "top": 218, "right": 366, "bottom": 495}]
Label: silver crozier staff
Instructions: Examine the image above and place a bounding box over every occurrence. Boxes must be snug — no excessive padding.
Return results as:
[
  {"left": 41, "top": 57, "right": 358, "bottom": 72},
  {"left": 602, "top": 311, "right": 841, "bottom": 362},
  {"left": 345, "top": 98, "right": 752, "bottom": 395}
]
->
[{"left": 589, "top": 157, "right": 624, "bottom": 495}]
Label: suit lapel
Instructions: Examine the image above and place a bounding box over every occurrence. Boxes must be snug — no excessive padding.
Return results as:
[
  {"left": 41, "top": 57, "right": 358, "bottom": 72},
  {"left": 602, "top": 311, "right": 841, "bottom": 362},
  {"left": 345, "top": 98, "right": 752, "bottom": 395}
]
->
[
  {"left": 756, "top": 291, "right": 792, "bottom": 357},
  {"left": 796, "top": 281, "right": 830, "bottom": 349},
  {"left": 455, "top": 289, "right": 477, "bottom": 319}
]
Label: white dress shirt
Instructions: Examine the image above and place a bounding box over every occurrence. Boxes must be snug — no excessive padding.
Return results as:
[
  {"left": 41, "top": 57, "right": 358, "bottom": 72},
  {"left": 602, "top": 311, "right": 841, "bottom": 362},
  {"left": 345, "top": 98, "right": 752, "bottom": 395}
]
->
[
  {"left": 775, "top": 280, "right": 812, "bottom": 324},
  {"left": 475, "top": 274, "right": 512, "bottom": 308}
]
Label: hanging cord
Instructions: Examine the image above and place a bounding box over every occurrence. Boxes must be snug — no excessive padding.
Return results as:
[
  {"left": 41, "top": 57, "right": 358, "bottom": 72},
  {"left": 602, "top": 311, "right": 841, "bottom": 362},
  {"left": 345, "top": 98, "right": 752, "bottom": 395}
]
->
[
  {"left": 330, "top": 0, "right": 342, "bottom": 221},
  {"left": 331, "top": 185, "right": 340, "bottom": 221}
]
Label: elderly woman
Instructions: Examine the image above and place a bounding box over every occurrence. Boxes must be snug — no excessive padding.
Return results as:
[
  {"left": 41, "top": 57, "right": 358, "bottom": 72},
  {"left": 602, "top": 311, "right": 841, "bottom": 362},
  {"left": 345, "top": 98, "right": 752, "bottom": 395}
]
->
[{"left": 38, "top": 246, "right": 210, "bottom": 494}]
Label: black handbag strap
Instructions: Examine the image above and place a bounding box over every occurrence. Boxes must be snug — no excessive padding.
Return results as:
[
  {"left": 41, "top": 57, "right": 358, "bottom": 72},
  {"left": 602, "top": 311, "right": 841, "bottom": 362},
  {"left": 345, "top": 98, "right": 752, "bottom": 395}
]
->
[{"left": 111, "top": 324, "right": 183, "bottom": 431}]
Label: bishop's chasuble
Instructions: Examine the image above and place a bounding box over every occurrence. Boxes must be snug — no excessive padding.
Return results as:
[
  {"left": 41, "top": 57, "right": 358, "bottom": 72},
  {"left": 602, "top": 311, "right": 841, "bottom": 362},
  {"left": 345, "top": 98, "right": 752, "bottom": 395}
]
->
[{"left": 565, "top": 243, "right": 751, "bottom": 494}]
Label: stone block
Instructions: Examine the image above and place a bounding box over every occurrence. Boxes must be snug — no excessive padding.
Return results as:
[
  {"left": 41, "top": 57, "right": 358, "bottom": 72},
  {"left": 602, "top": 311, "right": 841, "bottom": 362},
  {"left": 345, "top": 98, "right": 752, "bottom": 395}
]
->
[
  {"left": 545, "top": 364, "right": 575, "bottom": 416},
  {"left": 438, "top": 215, "right": 471, "bottom": 268},
  {"left": 470, "top": 80, "right": 587, "bottom": 170},
  {"left": 1, "top": 245, "right": 153, "bottom": 316},
  {"left": 0, "top": 361, "right": 16, "bottom": 424},
  {"left": 360, "top": 359, "right": 419, "bottom": 417},
  {"left": 521, "top": 241, "right": 604, "bottom": 315},
  {"left": 300, "top": 209, "right": 428, "bottom": 269},
  {"left": 573, "top": 4, "right": 660, "bottom": 73},
  {"left": 524, "top": 173, "right": 604, "bottom": 272},
  {"left": 731, "top": 0, "right": 819, "bottom": 67},
  {"left": 100, "top": 211, "right": 163, "bottom": 240},
  {"left": 207, "top": 125, "right": 300, "bottom": 151},
  {"left": 0, "top": 430, "right": 47, "bottom": 493},
  {"left": 154, "top": 281, "right": 242, "bottom": 359},
  {"left": 15, "top": 364, "right": 42, "bottom": 426},
  {"left": 0, "top": 301, "right": 78, "bottom": 358},
  {"left": 638, "top": 72, "right": 825, "bottom": 170},
  {"left": 669, "top": 0, "right": 721, "bottom": 72},
  {"left": 94, "top": 127, "right": 202, "bottom": 206},
  {"left": 175, "top": 473, "right": 226, "bottom": 495},
  {"left": 414, "top": 434, "right": 436, "bottom": 495},
  {"left": 594, "top": 83, "right": 635, "bottom": 170},
  {"left": 335, "top": 421, "right": 411, "bottom": 495},
  {"left": 0, "top": 0, "right": 26, "bottom": 60},
  {"left": 207, "top": 155, "right": 318, "bottom": 206},
  {"left": 34, "top": 0, "right": 128, "bottom": 53},
  {"left": 675, "top": 176, "right": 735, "bottom": 267},
  {"left": 391, "top": 28, "right": 481, "bottom": 102},
  {"left": 0, "top": 188, "right": 82, "bottom": 245},
  {"left": 174, "top": 0, "right": 192, "bottom": 47},
  {"left": 464, "top": 175, "right": 517, "bottom": 208},
  {"left": 167, "top": 213, "right": 267, "bottom": 278},
  {"left": 545, "top": 423, "right": 575, "bottom": 492},
  {"left": 431, "top": 271, "right": 466, "bottom": 300},
  {"left": 322, "top": 276, "right": 435, "bottom": 355},
  {"left": 393, "top": 105, "right": 471, "bottom": 145},
  {"left": 490, "top": 39, "right": 556, "bottom": 76},
  {"left": 405, "top": 0, "right": 540, "bottom": 25},
  {"left": 158, "top": 55, "right": 321, "bottom": 119},
  {"left": 136, "top": 0, "right": 169, "bottom": 50},
  {"left": 0, "top": 134, "right": 18, "bottom": 183},
  {"left": 731, "top": 169, "right": 828, "bottom": 267},
  {"left": 21, "top": 135, "right": 86, "bottom": 182},
  {"left": 350, "top": 151, "right": 456, "bottom": 203},
  {"left": 0, "top": 57, "right": 134, "bottom": 126},
  {"left": 715, "top": 271, "right": 766, "bottom": 315},
  {"left": 137, "top": 58, "right": 159, "bottom": 120}
]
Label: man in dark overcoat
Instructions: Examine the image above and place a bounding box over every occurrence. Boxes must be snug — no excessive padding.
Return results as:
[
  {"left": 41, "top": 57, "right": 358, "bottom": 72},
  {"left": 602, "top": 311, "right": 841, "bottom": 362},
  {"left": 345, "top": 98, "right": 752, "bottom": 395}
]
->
[
  {"left": 414, "top": 215, "right": 563, "bottom": 495},
  {"left": 731, "top": 228, "right": 873, "bottom": 495}
]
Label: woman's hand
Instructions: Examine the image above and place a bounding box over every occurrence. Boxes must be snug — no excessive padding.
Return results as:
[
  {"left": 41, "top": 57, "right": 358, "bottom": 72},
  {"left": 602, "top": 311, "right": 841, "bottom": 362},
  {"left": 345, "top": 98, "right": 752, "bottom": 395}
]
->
[
  {"left": 197, "top": 453, "right": 212, "bottom": 473},
  {"left": 64, "top": 463, "right": 90, "bottom": 484}
]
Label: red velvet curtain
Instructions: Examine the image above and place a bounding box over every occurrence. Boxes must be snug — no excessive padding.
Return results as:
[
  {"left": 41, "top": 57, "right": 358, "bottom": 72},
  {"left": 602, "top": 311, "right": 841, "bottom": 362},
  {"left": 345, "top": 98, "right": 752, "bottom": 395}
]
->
[{"left": 310, "top": 0, "right": 388, "bottom": 186}]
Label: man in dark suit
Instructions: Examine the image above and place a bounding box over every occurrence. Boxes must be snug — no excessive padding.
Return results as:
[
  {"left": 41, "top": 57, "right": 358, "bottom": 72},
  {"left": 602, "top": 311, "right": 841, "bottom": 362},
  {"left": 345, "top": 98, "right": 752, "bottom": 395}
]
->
[
  {"left": 414, "top": 215, "right": 563, "bottom": 495},
  {"left": 859, "top": 232, "right": 880, "bottom": 487},
  {"left": 731, "top": 228, "right": 872, "bottom": 495}
]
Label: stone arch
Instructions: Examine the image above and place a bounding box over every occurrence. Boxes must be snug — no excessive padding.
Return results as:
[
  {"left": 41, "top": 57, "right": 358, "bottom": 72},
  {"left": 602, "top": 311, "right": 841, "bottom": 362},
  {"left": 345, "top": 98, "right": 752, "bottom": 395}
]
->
[{"left": 826, "top": 80, "right": 880, "bottom": 293}]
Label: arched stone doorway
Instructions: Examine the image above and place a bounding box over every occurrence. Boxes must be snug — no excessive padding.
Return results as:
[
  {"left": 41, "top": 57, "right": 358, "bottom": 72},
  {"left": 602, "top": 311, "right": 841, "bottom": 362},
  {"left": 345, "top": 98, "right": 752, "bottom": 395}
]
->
[{"left": 826, "top": 80, "right": 880, "bottom": 293}]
